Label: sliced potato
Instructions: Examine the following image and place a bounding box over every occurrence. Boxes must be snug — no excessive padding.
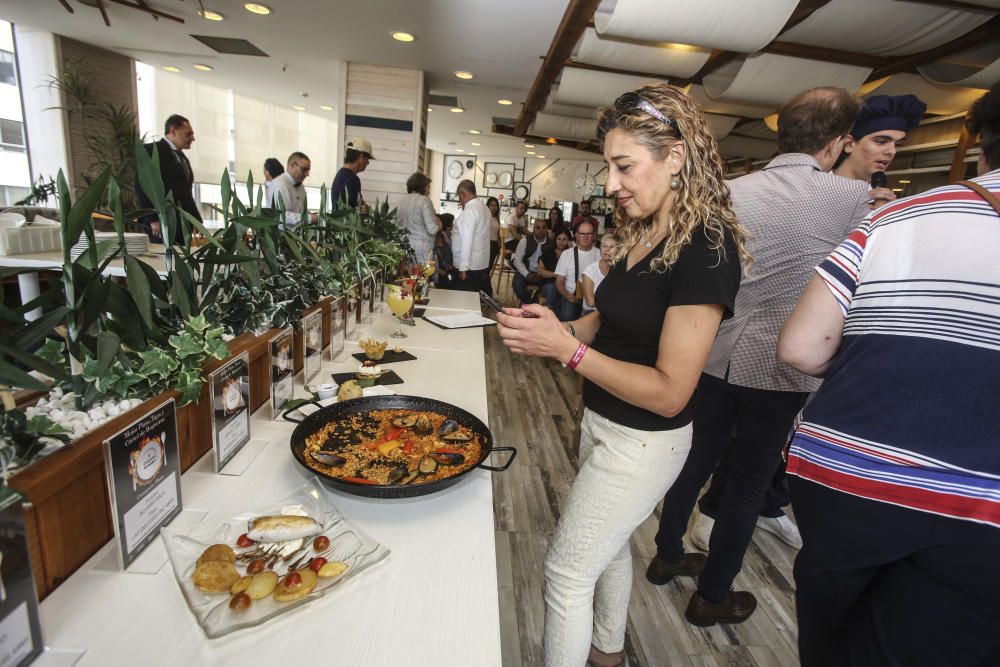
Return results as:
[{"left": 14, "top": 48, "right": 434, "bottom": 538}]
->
[
  {"left": 197, "top": 543, "right": 236, "bottom": 566},
  {"left": 273, "top": 569, "right": 318, "bottom": 602},
  {"left": 317, "top": 561, "right": 348, "bottom": 579},
  {"left": 246, "top": 570, "right": 279, "bottom": 600},
  {"left": 193, "top": 561, "right": 241, "bottom": 593},
  {"left": 230, "top": 575, "right": 253, "bottom": 595}
]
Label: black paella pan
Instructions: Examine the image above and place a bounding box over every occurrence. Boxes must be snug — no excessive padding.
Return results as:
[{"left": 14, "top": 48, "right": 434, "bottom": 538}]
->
[{"left": 285, "top": 394, "right": 517, "bottom": 498}]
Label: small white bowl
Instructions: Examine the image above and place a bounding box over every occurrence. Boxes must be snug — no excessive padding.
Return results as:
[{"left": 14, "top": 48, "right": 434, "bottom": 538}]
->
[{"left": 315, "top": 383, "right": 338, "bottom": 400}]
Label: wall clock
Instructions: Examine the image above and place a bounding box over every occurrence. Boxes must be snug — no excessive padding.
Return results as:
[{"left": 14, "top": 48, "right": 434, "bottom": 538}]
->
[
  {"left": 447, "top": 160, "right": 463, "bottom": 179},
  {"left": 575, "top": 170, "right": 596, "bottom": 198}
]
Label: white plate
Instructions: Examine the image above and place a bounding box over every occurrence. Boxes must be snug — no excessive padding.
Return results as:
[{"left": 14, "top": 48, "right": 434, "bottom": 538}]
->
[{"left": 162, "top": 478, "right": 390, "bottom": 638}]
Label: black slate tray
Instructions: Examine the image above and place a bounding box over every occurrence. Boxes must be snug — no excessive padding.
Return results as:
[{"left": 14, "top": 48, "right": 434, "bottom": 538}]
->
[{"left": 331, "top": 369, "right": 404, "bottom": 386}]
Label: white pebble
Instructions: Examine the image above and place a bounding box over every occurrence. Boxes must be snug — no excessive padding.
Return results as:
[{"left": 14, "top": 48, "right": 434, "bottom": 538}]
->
[
  {"left": 118, "top": 400, "right": 133, "bottom": 411},
  {"left": 50, "top": 387, "right": 63, "bottom": 398},
  {"left": 49, "top": 408, "right": 64, "bottom": 422},
  {"left": 25, "top": 407, "right": 37, "bottom": 419},
  {"left": 80, "top": 416, "right": 92, "bottom": 429},
  {"left": 87, "top": 407, "right": 106, "bottom": 421},
  {"left": 105, "top": 404, "right": 121, "bottom": 417},
  {"left": 36, "top": 397, "right": 47, "bottom": 407}
]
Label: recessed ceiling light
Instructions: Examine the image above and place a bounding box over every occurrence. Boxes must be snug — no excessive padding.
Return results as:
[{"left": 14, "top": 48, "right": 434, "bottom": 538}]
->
[
  {"left": 468, "top": 129, "right": 481, "bottom": 135},
  {"left": 891, "top": 188, "right": 903, "bottom": 192},
  {"left": 199, "top": 9, "right": 224, "bottom": 21},
  {"left": 320, "top": 105, "right": 334, "bottom": 111},
  {"left": 537, "top": 155, "right": 546, "bottom": 158},
  {"left": 546, "top": 137, "right": 558, "bottom": 144},
  {"left": 898, "top": 179, "right": 911, "bottom": 184},
  {"left": 497, "top": 99, "right": 513, "bottom": 105},
  {"left": 471, "top": 142, "right": 480, "bottom": 146},
  {"left": 454, "top": 71, "right": 474, "bottom": 80},
  {"left": 292, "top": 105, "right": 306, "bottom": 111},
  {"left": 524, "top": 144, "right": 535, "bottom": 148},
  {"left": 193, "top": 63, "right": 213, "bottom": 71},
  {"left": 392, "top": 31, "right": 416, "bottom": 42},
  {"left": 244, "top": 3, "right": 272, "bottom": 15},
  {"left": 162, "top": 65, "right": 181, "bottom": 72},
  {"left": 450, "top": 107, "right": 464, "bottom": 113},
  {"left": 456, "top": 149, "right": 465, "bottom": 152},
  {"left": 526, "top": 151, "right": 536, "bottom": 155}
]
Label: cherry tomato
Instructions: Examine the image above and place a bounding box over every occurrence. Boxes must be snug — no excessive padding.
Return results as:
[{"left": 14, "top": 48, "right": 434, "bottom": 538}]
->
[
  {"left": 229, "top": 592, "right": 251, "bottom": 610},
  {"left": 247, "top": 559, "right": 265, "bottom": 574},
  {"left": 309, "top": 557, "right": 328, "bottom": 573},
  {"left": 313, "top": 535, "right": 331, "bottom": 552},
  {"left": 236, "top": 533, "right": 255, "bottom": 548},
  {"left": 283, "top": 571, "right": 302, "bottom": 588}
]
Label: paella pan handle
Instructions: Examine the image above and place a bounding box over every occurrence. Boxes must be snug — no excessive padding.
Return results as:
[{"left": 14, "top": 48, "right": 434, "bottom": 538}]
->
[
  {"left": 280, "top": 398, "right": 324, "bottom": 424},
  {"left": 477, "top": 446, "right": 517, "bottom": 472}
]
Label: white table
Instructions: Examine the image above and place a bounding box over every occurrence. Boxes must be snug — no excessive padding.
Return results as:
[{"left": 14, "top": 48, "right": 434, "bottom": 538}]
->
[
  {"left": 0, "top": 250, "right": 167, "bottom": 321},
  {"left": 38, "top": 291, "right": 503, "bottom": 666}
]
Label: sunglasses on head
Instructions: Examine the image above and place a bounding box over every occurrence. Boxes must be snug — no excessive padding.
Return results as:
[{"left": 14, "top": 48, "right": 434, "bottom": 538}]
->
[{"left": 600, "top": 91, "right": 683, "bottom": 139}]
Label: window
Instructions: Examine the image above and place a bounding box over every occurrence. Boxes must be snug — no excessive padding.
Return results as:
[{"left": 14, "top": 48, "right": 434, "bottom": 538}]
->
[
  {"left": 0, "top": 51, "right": 15, "bottom": 87},
  {"left": 0, "top": 118, "right": 24, "bottom": 151}
]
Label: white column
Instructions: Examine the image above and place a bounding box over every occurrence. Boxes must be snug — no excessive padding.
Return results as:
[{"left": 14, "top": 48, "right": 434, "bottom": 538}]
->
[{"left": 12, "top": 27, "right": 71, "bottom": 186}]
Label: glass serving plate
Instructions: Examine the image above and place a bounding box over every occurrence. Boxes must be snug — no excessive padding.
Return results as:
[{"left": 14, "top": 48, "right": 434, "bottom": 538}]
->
[{"left": 162, "top": 477, "right": 390, "bottom": 638}]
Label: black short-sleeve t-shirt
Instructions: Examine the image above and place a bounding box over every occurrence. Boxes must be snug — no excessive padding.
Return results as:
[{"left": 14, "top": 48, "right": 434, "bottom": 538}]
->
[{"left": 584, "top": 226, "right": 741, "bottom": 431}]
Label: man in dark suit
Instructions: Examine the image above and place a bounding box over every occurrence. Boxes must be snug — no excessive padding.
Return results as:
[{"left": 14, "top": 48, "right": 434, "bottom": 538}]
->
[{"left": 136, "top": 114, "right": 201, "bottom": 242}]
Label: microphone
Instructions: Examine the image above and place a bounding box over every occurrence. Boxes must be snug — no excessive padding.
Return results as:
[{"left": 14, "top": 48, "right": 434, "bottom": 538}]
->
[{"left": 870, "top": 171, "right": 888, "bottom": 189}]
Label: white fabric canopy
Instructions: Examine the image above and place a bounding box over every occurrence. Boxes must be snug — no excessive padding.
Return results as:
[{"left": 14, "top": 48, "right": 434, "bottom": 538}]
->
[
  {"left": 687, "top": 85, "right": 775, "bottom": 119},
  {"left": 594, "top": 0, "right": 797, "bottom": 53},
  {"left": 572, "top": 28, "right": 710, "bottom": 79},
  {"left": 703, "top": 53, "right": 872, "bottom": 107},
  {"left": 543, "top": 92, "right": 600, "bottom": 118},
  {"left": 919, "top": 43, "right": 1000, "bottom": 89},
  {"left": 860, "top": 74, "right": 988, "bottom": 115},
  {"left": 530, "top": 113, "right": 599, "bottom": 142},
  {"left": 553, "top": 68, "right": 658, "bottom": 108},
  {"left": 780, "top": 0, "right": 996, "bottom": 57},
  {"left": 704, "top": 114, "right": 740, "bottom": 141}
]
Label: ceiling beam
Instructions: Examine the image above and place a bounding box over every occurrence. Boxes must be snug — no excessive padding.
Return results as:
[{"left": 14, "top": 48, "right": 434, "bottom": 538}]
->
[
  {"left": 764, "top": 41, "right": 889, "bottom": 68},
  {"left": 899, "top": 0, "right": 999, "bottom": 12},
  {"left": 562, "top": 60, "right": 673, "bottom": 83},
  {"left": 95, "top": 0, "right": 111, "bottom": 27},
  {"left": 867, "top": 14, "right": 1000, "bottom": 81},
  {"left": 106, "top": 0, "right": 185, "bottom": 23},
  {"left": 514, "top": 0, "right": 603, "bottom": 137},
  {"left": 57, "top": 0, "right": 74, "bottom": 13}
]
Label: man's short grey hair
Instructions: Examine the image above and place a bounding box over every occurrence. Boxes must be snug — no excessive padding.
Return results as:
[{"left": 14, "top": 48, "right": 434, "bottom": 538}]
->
[{"left": 456, "top": 179, "right": 477, "bottom": 196}]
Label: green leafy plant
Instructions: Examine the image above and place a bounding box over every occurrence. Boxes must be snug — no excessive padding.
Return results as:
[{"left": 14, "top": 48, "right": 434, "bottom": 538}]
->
[
  {"left": 13, "top": 176, "right": 59, "bottom": 207},
  {"left": 0, "top": 409, "right": 71, "bottom": 478}
]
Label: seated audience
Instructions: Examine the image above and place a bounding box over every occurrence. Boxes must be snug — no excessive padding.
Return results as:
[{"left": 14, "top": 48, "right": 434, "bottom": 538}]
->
[
  {"left": 550, "top": 221, "right": 599, "bottom": 321},
  {"left": 581, "top": 234, "right": 616, "bottom": 314},
  {"left": 512, "top": 218, "right": 554, "bottom": 305}
]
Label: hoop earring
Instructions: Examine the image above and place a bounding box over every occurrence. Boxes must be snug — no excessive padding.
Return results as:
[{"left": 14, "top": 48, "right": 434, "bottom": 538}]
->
[{"left": 670, "top": 178, "right": 681, "bottom": 190}]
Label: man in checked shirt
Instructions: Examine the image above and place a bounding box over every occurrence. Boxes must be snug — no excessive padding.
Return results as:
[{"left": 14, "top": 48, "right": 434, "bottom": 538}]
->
[{"left": 645, "top": 87, "right": 872, "bottom": 627}]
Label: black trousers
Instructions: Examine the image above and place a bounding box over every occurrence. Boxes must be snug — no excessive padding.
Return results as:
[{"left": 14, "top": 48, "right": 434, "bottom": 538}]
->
[
  {"left": 698, "top": 437, "right": 790, "bottom": 520},
  {"left": 456, "top": 268, "right": 492, "bottom": 296},
  {"left": 654, "top": 373, "right": 807, "bottom": 602},
  {"left": 791, "top": 477, "right": 1000, "bottom": 667}
]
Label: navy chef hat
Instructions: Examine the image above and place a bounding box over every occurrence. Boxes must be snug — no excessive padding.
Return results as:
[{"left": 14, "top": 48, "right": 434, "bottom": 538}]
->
[{"left": 852, "top": 95, "right": 927, "bottom": 139}]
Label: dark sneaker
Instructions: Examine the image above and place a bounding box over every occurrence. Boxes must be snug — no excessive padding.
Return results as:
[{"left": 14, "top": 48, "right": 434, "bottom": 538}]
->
[
  {"left": 684, "top": 590, "right": 757, "bottom": 627},
  {"left": 645, "top": 553, "right": 707, "bottom": 585}
]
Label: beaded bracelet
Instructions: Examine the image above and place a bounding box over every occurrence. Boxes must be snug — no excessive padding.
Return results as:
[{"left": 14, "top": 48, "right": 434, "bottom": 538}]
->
[{"left": 567, "top": 342, "right": 588, "bottom": 370}]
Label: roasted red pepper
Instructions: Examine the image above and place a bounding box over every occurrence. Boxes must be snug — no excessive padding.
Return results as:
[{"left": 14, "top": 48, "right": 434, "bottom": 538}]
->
[
  {"left": 342, "top": 476, "right": 379, "bottom": 485},
  {"left": 432, "top": 447, "right": 464, "bottom": 455},
  {"left": 402, "top": 439, "right": 414, "bottom": 454},
  {"left": 366, "top": 426, "right": 407, "bottom": 450}
]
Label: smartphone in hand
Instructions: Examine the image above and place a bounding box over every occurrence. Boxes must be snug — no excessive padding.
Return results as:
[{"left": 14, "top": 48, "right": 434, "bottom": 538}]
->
[{"left": 479, "top": 291, "right": 539, "bottom": 318}]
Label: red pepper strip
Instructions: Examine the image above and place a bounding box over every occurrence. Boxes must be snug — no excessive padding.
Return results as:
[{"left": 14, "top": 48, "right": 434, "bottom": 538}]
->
[
  {"left": 342, "top": 476, "right": 380, "bottom": 485},
  {"left": 366, "top": 426, "right": 407, "bottom": 450},
  {"left": 432, "top": 447, "right": 464, "bottom": 455},
  {"left": 403, "top": 439, "right": 414, "bottom": 454}
]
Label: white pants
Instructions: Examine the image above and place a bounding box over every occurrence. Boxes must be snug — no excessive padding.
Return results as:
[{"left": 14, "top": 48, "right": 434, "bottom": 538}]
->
[{"left": 544, "top": 409, "right": 692, "bottom": 667}]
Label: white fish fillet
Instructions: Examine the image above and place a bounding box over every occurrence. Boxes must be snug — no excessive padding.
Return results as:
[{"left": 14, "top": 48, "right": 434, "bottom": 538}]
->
[{"left": 246, "top": 515, "right": 321, "bottom": 543}]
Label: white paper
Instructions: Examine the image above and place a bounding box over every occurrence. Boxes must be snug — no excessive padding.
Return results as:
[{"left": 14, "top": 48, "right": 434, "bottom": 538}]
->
[
  {"left": 0, "top": 602, "right": 32, "bottom": 667},
  {"left": 217, "top": 412, "right": 249, "bottom": 465},
  {"left": 273, "top": 374, "right": 293, "bottom": 415},
  {"left": 122, "top": 472, "right": 179, "bottom": 554},
  {"left": 424, "top": 312, "right": 497, "bottom": 329}
]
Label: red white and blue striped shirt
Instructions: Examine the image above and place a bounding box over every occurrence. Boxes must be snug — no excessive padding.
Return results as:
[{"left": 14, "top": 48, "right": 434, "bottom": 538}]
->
[{"left": 787, "top": 169, "right": 1000, "bottom": 528}]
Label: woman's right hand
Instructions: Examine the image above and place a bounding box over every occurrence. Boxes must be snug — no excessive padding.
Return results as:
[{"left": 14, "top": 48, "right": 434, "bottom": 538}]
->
[{"left": 497, "top": 305, "right": 578, "bottom": 362}]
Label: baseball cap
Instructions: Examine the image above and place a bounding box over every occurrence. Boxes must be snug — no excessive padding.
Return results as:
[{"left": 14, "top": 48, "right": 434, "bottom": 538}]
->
[{"left": 347, "top": 137, "right": 375, "bottom": 159}]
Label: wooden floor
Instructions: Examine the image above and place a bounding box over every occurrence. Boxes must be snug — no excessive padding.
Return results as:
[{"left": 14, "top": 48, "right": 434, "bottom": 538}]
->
[{"left": 485, "top": 288, "right": 800, "bottom": 667}]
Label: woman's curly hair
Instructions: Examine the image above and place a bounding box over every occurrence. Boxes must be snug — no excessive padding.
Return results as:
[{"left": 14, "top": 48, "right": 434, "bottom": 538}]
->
[{"left": 597, "top": 83, "right": 751, "bottom": 273}]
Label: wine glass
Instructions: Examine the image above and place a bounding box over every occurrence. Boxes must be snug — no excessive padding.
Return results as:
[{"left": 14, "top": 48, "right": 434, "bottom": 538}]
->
[{"left": 387, "top": 285, "right": 414, "bottom": 338}]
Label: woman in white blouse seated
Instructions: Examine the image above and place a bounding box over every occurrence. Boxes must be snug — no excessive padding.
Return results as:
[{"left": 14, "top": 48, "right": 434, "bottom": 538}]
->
[{"left": 581, "top": 234, "right": 617, "bottom": 314}]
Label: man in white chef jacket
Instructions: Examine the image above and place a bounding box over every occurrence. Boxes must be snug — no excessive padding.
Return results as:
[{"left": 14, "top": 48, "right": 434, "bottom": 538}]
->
[{"left": 452, "top": 179, "right": 493, "bottom": 296}]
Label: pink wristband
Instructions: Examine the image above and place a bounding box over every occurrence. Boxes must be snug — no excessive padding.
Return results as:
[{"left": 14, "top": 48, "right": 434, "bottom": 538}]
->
[{"left": 567, "top": 342, "right": 588, "bottom": 370}]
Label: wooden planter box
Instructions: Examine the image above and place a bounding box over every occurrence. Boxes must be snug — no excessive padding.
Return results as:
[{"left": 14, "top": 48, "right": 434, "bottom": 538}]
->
[{"left": 8, "top": 331, "right": 275, "bottom": 599}]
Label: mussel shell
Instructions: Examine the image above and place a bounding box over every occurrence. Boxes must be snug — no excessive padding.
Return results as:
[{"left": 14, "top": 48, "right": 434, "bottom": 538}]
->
[
  {"left": 387, "top": 465, "right": 409, "bottom": 484},
  {"left": 418, "top": 455, "right": 438, "bottom": 474},
  {"left": 413, "top": 416, "right": 434, "bottom": 436},
  {"left": 438, "top": 419, "right": 460, "bottom": 436},
  {"left": 430, "top": 451, "right": 465, "bottom": 466},
  {"left": 401, "top": 470, "right": 421, "bottom": 485},
  {"left": 391, "top": 414, "right": 419, "bottom": 428},
  {"left": 441, "top": 431, "right": 472, "bottom": 443},
  {"left": 311, "top": 450, "right": 347, "bottom": 466}
]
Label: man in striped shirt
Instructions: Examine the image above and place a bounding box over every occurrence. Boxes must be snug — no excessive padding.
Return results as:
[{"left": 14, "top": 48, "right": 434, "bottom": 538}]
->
[{"left": 778, "top": 83, "right": 1000, "bottom": 666}]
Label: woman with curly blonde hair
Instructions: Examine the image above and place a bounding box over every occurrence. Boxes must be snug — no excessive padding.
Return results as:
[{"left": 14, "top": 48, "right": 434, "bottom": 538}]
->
[{"left": 497, "top": 83, "right": 747, "bottom": 667}]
